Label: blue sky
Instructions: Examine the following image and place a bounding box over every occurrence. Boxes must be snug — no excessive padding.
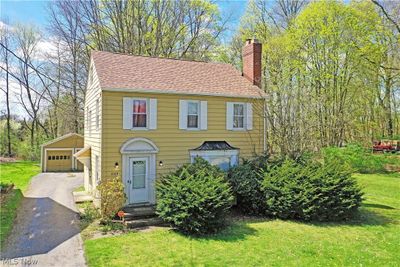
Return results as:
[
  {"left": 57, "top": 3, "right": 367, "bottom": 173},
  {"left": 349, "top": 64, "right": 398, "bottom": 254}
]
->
[
  {"left": 0, "top": 0, "right": 248, "bottom": 40},
  {"left": 0, "top": 0, "right": 248, "bottom": 117}
]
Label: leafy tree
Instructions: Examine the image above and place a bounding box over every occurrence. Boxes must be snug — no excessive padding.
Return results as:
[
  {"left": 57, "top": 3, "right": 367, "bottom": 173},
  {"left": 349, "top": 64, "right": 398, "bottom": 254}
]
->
[{"left": 230, "top": 0, "right": 399, "bottom": 156}]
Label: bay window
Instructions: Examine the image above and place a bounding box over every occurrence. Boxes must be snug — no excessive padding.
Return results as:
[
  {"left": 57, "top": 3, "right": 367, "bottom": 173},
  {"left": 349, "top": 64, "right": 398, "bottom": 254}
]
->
[{"left": 189, "top": 141, "right": 239, "bottom": 171}]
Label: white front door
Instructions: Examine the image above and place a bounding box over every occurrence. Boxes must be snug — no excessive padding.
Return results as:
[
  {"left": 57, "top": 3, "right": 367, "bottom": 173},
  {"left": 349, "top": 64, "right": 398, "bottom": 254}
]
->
[{"left": 128, "top": 157, "right": 149, "bottom": 204}]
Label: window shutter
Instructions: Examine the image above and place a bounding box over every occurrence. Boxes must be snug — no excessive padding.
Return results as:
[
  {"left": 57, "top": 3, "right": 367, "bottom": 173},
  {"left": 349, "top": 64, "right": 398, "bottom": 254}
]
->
[
  {"left": 246, "top": 103, "right": 253, "bottom": 130},
  {"left": 226, "top": 102, "right": 233, "bottom": 130},
  {"left": 149, "top": 98, "right": 157, "bottom": 129},
  {"left": 179, "top": 100, "right": 187, "bottom": 129},
  {"left": 123, "top": 97, "right": 132, "bottom": 129},
  {"left": 200, "top": 101, "right": 207, "bottom": 130}
]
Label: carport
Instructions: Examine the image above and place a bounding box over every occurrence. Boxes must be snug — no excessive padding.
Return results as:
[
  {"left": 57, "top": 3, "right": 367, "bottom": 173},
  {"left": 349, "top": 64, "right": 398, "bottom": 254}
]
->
[{"left": 41, "top": 133, "right": 84, "bottom": 172}]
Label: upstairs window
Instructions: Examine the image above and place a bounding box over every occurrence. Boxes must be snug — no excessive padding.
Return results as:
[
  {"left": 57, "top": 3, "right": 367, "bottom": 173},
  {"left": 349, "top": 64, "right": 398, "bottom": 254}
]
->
[
  {"left": 123, "top": 97, "right": 157, "bottom": 130},
  {"left": 179, "top": 100, "right": 207, "bottom": 130},
  {"left": 133, "top": 99, "right": 147, "bottom": 128},
  {"left": 187, "top": 101, "right": 199, "bottom": 128},
  {"left": 226, "top": 102, "right": 253, "bottom": 131},
  {"left": 233, "top": 103, "right": 245, "bottom": 129}
]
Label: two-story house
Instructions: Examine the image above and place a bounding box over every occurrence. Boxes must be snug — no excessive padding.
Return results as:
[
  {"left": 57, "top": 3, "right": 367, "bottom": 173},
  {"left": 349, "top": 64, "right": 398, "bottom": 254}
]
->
[{"left": 74, "top": 39, "right": 265, "bottom": 206}]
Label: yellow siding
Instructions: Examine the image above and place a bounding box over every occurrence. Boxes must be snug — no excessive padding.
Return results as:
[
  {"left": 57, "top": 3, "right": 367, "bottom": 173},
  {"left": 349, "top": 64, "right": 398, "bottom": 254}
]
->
[
  {"left": 101, "top": 91, "right": 264, "bottom": 179},
  {"left": 84, "top": 59, "right": 102, "bottom": 190},
  {"left": 46, "top": 150, "right": 73, "bottom": 171},
  {"left": 41, "top": 134, "right": 84, "bottom": 172},
  {"left": 44, "top": 135, "right": 84, "bottom": 148}
]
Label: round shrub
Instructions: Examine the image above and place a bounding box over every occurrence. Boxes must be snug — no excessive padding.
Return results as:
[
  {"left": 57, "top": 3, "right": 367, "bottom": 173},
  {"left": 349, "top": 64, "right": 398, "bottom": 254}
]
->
[
  {"left": 262, "top": 159, "right": 363, "bottom": 221},
  {"left": 227, "top": 156, "right": 268, "bottom": 215},
  {"left": 227, "top": 154, "right": 286, "bottom": 215},
  {"left": 156, "top": 157, "right": 234, "bottom": 235}
]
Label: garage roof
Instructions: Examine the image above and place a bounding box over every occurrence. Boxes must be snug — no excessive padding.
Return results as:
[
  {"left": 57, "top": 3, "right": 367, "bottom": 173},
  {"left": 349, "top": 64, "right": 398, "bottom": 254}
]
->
[{"left": 41, "top": 133, "right": 83, "bottom": 148}]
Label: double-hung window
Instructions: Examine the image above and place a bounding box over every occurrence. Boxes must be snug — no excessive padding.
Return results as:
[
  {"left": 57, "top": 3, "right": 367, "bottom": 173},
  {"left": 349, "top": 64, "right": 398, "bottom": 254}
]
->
[
  {"left": 233, "top": 103, "right": 245, "bottom": 129},
  {"left": 132, "top": 99, "right": 147, "bottom": 128},
  {"left": 187, "top": 101, "right": 199, "bottom": 129},
  {"left": 226, "top": 102, "right": 253, "bottom": 130},
  {"left": 179, "top": 100, "right": 207, "bottom": 130},
  {"left": 123, "top": 97, "right": 157, "bottom": 130}
]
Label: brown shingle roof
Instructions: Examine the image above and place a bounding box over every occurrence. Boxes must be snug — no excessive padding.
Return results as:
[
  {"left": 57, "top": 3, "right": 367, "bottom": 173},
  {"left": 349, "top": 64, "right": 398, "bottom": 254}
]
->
[{"left": 91, "top": 51, "right": 264, "bottom": 98}]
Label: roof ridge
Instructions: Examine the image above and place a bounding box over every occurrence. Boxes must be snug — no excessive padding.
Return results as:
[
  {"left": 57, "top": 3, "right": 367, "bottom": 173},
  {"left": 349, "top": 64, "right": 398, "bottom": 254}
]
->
[{"left": 91, "top": 50, "right": 232, "bottom": 66}]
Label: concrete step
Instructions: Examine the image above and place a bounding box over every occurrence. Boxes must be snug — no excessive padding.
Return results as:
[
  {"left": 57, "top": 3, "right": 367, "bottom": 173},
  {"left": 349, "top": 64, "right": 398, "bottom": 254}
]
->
[
  {"left": 122, "top": 205, "right": 156, "bottom": 218},
  {"left": 125, "top": 217, "right": 166, "bottom": 229},
  {"left": 73, "top": 191, "right": 93, "bottom": 203},
  {"left": 123, "top": 212, "right": 156, "bottom": 220}
]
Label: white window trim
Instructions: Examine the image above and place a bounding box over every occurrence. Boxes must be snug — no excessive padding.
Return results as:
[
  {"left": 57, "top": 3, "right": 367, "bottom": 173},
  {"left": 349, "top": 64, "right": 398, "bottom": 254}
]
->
[
  {"left": 186, "top": 100, "right": 200, "bottom": 130},
  {"left": 230, "top": 102, "right": 246, "bottom": 131},
  {"left": 95, "top": 155, "right": 100, "bottom": 185},
  {"left": 233, "top": 103, "right": 245, "bottom": 130},
  {"left": 131, "top": 97, "right": 149, "bottom": 130},
  {"left": 180, "top": 100, "right": 207, "bottom": 131},
  {"left": 95, "top": 99, "right": 100, "bottom": 130},
  {"left": 189, "top": 150, "right": 239, "bottom": 169},
  {"left": 88, "top": 109, "right": 92, "bottom": 136}
]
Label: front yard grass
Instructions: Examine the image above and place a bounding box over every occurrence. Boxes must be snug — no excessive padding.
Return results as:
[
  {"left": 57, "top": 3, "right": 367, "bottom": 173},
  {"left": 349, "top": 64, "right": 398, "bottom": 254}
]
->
[
  {"left": 84, "top": 173, "right": 400, "bottom": 267},
  {"left": 0, "top": 161, "right": 40, "bottom": 244}
]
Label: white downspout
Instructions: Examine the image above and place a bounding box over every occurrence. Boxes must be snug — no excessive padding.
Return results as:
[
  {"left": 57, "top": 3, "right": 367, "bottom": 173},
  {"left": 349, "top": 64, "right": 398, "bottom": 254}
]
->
[{"left": 263, "top": 100, "right": 267, "bottom": 152}]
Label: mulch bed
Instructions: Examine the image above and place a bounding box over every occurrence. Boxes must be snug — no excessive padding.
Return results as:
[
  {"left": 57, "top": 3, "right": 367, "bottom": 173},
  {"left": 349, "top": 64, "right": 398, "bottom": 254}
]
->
[
  {"left": 0, "top": 157, "right": 17, "bottom": 163},
  {"left": 0, "top": 184, "right": 15, "bottom": 204}
]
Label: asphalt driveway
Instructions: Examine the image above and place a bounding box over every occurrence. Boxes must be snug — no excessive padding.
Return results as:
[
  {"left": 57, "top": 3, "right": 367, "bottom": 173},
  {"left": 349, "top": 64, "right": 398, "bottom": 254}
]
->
[{"left": 1, "top": 172, "right": 86, "bottom": 267}]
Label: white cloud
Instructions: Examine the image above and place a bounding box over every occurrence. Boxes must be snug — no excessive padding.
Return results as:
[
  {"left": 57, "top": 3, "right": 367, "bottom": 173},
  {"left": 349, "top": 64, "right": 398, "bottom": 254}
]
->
[
  {"left": 34, "top": 38, "right": 58, "bottom": 61},
  {"left": 0, "top": 20, "right": 14, "bottom": 31},
  {"left": 0, "top": 78, "right": 25, "bottom": 117}
]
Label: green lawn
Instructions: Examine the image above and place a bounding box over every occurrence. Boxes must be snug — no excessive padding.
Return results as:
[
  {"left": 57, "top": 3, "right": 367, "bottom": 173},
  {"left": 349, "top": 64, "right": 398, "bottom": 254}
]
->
[
  {"left": 0, "top": 161, "right": 40, "bottom": 244},
  {"left": 84, "top": 173, "right": 400, "bottom": 267}
]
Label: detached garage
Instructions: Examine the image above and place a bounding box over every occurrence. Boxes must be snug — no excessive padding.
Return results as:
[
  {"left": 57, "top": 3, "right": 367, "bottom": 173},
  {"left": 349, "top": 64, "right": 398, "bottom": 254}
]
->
[{"left": 41, "top": 133, "right": 84, "bottom": 172}]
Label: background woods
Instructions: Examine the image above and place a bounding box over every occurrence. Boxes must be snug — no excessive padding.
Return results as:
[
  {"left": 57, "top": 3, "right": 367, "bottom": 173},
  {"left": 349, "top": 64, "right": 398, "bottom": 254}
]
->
[
  {"left": 1, "top": 0, "right": 399, "bottom": 160},
  {"left": 233, "top": 0, "right": 399, "bottom": 156}
]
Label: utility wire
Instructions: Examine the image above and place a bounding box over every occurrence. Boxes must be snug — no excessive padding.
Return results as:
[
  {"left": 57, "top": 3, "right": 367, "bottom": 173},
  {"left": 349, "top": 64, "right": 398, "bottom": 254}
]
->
[
  {"left": 0, "top": 65, "right": 71, "bottom": 113},
  {"left": 0, "top": 42, "right": 60, "bottom": 86}
]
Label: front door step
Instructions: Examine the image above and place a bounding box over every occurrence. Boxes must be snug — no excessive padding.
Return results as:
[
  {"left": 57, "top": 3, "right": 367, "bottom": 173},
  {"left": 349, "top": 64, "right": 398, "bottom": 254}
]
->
[
  {"left": 73, "top": 191, "right": 93, "bottom": 203},
  {"left": 122, "top": 204, "right": 156, "bottom": 218},
  {"left": 124, "top": 217, "right": 166, "bottom": 229}
]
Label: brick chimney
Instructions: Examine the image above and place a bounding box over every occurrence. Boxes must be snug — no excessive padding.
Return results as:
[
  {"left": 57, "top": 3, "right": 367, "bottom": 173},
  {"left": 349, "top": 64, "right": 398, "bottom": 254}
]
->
[{"left": 242, "top": 39, "right": 262, "bottom": 87}]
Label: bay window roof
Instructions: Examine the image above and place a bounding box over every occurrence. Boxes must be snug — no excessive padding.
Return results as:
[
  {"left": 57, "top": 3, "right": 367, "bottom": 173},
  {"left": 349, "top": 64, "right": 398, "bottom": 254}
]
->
[{"left": 192, "top": 141, "right": 238, "bottom": 151}]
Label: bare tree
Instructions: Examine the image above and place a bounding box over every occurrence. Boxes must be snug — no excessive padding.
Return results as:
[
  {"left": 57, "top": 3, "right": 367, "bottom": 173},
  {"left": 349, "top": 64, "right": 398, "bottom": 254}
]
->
[
  {"left": 0, "top": 21, "right": 13, "bottom": 156},
  {"left": 14, "top": 24, "right": 47, "bottom": 152},
  {"left": 65, "top": 0, "right": 226, "bottom": 60},
  {"left": 48, "top": 1, "right": 88, "bottom": 134}
]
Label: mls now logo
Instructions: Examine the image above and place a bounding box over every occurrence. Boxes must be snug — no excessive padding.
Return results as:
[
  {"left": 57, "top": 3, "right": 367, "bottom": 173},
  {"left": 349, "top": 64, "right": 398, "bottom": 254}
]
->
[{"left": 1, "top": 257, "right": 39, "bottom": 266}]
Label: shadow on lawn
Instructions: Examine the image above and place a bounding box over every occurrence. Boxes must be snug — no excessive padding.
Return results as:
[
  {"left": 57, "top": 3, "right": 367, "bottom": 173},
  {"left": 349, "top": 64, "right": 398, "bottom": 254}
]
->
[
  {"left": 306, "top": 207, "right": 395, "bottom": 228},
  {"left": 362, "top": 203, "right": 396, "bottom": 210},
  {"left": 172, "top": 218, "right": 259, "bottom": 242},
  {"left": 2, "top": 194, "right": 87, "bottom": 259}
]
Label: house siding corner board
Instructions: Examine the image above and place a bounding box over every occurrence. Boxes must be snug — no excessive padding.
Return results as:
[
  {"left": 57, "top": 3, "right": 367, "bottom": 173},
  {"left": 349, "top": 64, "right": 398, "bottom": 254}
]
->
[
  {"left": 101, "top": 91, "right": 264, "bottom": 179},
  {"left": 84, "top": 60, "right": 102, "bottom": 191}
]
